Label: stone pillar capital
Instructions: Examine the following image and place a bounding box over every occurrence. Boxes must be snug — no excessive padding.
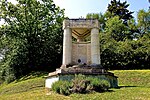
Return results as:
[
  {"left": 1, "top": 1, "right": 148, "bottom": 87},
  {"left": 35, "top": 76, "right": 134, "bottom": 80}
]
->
[{"left": 63, "top": 19, "right": 70, "bottom": 29}]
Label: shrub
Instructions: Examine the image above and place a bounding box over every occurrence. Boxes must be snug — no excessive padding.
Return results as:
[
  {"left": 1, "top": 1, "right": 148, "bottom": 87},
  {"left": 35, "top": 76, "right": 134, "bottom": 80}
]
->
[
  {"left": 88, "top": 77, "right": 110, "bottom": 92},
  {"left": 71, "top": 75, "right": 110, "bottom": 93},
  {"left": 99, "top": 80, "right": 110, "bottom": 91},
  {"left": 51, "top": 75, "right": 111, "bottom": 95},
  {"left": 71, "top": 75, "right": 90, "bottom": 93},
  {"left": 51, "top": 80, "right": 71, "bottom": 96},
  {"left": 4, "top": 67, "right": 16, "bottom": 83}
]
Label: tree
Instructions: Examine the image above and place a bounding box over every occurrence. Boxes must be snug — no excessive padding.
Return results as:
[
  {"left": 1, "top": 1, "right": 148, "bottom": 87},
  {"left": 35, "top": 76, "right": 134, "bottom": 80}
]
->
[
  {"left": 86, "top": 13, "right": 99, "bottom": 19},
  {"left": 0, "top": 0, "right": 65, "bottom": 83},
  {"left": 107, "top": 0, "right": 133, "bottom": 25},
  {"left": 100, "top": 29, "right": 150, "bottom": 70},
  {"left": 86, "top": 1, "right": 149, "bottom": 70},
  {"left": 104, "top": 16, "right": 133, "bottom": 41},
  {"left": 127, "top": 18, "right": 140, "bottom": 39},
  {"left": 137, "top": 9, "right": 150, "bottom": 35}
]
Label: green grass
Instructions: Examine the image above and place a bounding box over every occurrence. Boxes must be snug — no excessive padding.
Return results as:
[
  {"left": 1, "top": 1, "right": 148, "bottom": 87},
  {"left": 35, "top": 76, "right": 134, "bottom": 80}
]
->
[{"left": 0, "top": 70, "right": 150, "bottom": 100}]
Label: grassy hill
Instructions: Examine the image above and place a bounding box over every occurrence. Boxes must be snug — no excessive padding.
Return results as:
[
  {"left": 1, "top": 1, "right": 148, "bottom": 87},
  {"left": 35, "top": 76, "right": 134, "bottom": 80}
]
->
[{"left": 0, "top": 70, "right": 150, "bottom": 100}]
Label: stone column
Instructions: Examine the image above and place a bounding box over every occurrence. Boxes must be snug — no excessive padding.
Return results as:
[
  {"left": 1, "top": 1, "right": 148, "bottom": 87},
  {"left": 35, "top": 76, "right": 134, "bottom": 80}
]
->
[
  {"left": 62, "top": 28, "right": 72, "bottom": 65},
  {"left": 91, "top": 28, "right": 100, "bottom": 64}
]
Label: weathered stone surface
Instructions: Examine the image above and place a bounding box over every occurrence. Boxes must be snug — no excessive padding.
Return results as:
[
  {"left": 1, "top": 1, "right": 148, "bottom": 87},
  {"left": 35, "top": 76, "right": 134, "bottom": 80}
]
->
[
  {"left": 63, "top": 19, "right": 99, "bottom": 29},
  {"left": 72, "top": 43, "right": 91, "bottom": 64},
  {"left": 62, "top": 19, "right": 100, "bottom": 65},
  {"left": 45, "top": 66, "right": 118, "bottom": 88},
  {"left": 91, "top": 28, "right": 100, "bottom": 64},
  {"left": 47, "top": 66, "right": 116, "bottom": 77},
  {"left": 62, "top": 28, "right": 72, "bottom": 65}
]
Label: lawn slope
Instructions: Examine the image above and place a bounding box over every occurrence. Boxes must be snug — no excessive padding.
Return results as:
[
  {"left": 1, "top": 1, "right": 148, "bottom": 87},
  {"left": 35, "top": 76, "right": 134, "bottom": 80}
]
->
[{"left": 0, "top": 70, "right": 150, "bottom": 100}]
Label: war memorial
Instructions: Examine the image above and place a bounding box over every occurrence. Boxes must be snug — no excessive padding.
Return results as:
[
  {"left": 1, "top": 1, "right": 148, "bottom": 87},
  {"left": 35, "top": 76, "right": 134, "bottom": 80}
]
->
[{"left": 45, "top": 19, "right": 118, "bottom": 90}]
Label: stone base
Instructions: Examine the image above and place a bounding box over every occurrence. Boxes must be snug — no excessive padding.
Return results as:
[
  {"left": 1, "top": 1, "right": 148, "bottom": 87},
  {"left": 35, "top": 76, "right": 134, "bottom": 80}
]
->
[{"left": 45, "top": 66, "right": 118, "bottom": 89}]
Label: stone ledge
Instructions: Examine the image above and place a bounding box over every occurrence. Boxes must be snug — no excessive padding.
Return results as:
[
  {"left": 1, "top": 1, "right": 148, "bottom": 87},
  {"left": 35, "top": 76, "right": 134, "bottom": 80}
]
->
[
  {"left": 45, "top": 67, "right": 118, "bottom": 78},
  {"left": 45, "top": 67, "right": 118, "bottom": 88}
]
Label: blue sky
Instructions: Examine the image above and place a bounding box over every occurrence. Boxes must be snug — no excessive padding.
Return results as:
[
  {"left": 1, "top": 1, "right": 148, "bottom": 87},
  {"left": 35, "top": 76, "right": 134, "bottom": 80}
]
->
[
  {"left": 53, "top": 0, "right": 150, "bottom": 19},
  {"left": 0, "top": 0, "right": 149, "bottom": 25}
]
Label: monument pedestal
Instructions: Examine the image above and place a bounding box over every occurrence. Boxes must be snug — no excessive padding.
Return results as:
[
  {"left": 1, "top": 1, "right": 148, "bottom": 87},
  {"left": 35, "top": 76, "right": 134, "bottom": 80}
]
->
[{"left": 45, "top": 66, "right": 118, "bottom": 89}]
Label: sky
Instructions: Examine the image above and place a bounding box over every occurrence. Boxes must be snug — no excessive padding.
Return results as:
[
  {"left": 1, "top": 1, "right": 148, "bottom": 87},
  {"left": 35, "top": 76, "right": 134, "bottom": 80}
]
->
[
  {"left": 0, "top": 0, "right": 149, "bottom": 25},
  {"left": 53, "top": 0, "right": 150, "bottom": 18}
]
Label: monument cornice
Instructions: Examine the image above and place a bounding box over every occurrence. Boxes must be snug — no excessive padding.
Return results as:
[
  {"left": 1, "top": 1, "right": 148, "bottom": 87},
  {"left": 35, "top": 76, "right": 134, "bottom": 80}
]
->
[{"left": 63, "top": 18, "right": 100, "bottom": 29}]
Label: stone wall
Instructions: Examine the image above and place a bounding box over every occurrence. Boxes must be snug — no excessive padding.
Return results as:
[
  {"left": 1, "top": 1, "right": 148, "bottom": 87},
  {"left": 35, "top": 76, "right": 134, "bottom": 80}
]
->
[{"left": 72, "top": 42, "right": 91, "bottom": 64}]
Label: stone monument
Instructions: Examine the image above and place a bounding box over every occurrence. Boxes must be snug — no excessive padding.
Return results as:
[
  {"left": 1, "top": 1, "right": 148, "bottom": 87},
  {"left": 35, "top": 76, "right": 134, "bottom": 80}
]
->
[
  {"left": 62, "top": 19, "right": 100, "bottom": 66},
  {"left": 45, "top": 19, "right": 118, "bottom": 90}
]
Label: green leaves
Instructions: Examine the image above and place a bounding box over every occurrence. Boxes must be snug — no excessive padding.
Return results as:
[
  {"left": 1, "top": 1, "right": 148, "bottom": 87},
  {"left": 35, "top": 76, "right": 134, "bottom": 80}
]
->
[
  {"left": 105, "top": 16, "right": 129, "bottom": 41},
  {"left": 0, "top": 0, "right": 65, "bottom": 82},
  {"left": 85, "top": 1, "right": 149, "bottom": 70},
  {"left": 137, "top": 9, "right": 150, "bottom": 34},
  {"left": 107, "top": 0, "right": 133, "bottom": 25}
]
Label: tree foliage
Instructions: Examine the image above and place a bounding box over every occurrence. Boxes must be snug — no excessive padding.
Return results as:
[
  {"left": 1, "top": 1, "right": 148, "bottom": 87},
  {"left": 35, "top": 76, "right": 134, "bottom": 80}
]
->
[
  {"left": 0, "top": 0, "right": 65, "bottom": 82},
  {"left": 105, "top": 16, "right": 130, "bottom": 41},
  {"left": 107, "top": 0, "right": 133, "bottom": 25},
  {"left": 137, "top": 9, "right": 150, "bottom": 35},
  {"left": 99, "top": 1, "right": 150, "bottom": 69},
  {"left": 100, "top": 33, "right": 150, "bottom": 70}
]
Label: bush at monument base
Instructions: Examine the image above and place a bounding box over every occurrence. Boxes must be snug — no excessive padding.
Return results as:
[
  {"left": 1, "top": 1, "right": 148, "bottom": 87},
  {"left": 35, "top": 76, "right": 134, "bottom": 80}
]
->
[
  {"left": 51, "top": 74, "right": 111, "bottom": 95},
  {"left": 51, "top": 80, "right": 71, "bottom": 96}
]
